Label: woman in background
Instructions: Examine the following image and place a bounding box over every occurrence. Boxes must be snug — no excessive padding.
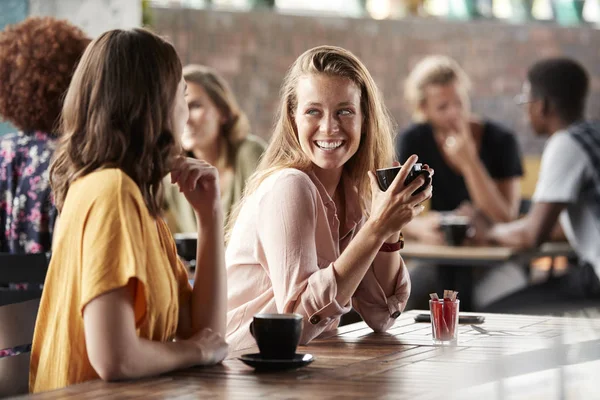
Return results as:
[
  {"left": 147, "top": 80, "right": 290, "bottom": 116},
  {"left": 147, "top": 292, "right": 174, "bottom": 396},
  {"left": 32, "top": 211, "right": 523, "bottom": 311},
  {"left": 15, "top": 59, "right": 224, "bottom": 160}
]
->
[
  {"left": 396, "top": 55, "right": 525, "bottom": 310},
  {"left": 30, "top": 29, "right": 227, "bottom": 393},
  {"left": 164, "top": 65, "right": 266, "bottom": 232},
  {"left": 0, "top": 17, "right": 89, "bottom": 253}
]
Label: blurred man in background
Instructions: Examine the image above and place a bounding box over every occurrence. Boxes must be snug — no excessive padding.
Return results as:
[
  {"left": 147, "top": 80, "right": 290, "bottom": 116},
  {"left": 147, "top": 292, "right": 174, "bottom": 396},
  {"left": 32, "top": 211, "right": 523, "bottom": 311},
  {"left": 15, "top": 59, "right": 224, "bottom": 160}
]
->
[{"left": 476, "top": 58, "right": 600, "bottom": 314}]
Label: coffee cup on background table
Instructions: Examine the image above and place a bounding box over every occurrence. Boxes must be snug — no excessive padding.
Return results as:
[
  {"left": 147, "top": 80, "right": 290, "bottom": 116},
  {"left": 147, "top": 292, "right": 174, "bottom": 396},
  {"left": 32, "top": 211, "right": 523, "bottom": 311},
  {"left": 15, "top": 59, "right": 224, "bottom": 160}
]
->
[{"left": 439, "top": 215, "right": 471, "bottom": 246}]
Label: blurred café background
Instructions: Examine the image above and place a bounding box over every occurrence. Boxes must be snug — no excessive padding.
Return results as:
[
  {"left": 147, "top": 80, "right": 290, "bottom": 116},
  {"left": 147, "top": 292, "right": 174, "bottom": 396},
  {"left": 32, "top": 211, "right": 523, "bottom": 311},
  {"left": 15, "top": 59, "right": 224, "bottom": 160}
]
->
[
  {"left": 3, "top": 0, "right": 597, "bottom": 281},
  {"left": 2, "top": 0, "right": 599, "bottom": 199},
  {"left": 2, "top": 1, "right": 600, "bottom": 398}
]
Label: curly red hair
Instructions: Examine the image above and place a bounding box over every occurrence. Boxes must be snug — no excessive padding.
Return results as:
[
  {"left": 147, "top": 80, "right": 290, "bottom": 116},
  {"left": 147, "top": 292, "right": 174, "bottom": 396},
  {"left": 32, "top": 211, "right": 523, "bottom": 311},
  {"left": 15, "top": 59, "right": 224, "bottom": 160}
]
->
[{"left": 0, "top": 17, "right": 90, "bottom": 134}]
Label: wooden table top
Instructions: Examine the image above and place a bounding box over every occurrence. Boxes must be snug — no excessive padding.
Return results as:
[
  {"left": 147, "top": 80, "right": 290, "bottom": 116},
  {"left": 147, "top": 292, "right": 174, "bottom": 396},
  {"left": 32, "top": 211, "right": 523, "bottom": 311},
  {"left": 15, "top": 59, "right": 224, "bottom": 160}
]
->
[
  {"left": 18, "top": 310, "right": 600, "bottom": 400},
  {"left": 400, "top": 241, "right": 574, "bottom": 266}
]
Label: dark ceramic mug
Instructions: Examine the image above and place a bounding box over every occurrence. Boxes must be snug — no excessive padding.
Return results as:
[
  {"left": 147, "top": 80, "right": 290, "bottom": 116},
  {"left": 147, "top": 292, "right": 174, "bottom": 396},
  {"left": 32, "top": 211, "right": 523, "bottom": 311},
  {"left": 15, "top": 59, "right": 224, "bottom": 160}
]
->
[
  {"left": 376, "top": 163, "right": 431, "bottom": 194},
  {"left": 249, "top": 313, "right": 303, "bottom": 360}
]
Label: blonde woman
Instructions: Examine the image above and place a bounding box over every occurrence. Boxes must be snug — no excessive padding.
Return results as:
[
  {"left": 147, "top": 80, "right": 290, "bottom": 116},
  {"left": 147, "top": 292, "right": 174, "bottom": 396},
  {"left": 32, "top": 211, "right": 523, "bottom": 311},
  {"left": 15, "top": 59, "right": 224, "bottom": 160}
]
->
[
  {"left": 397, "top": 55, "right": 525, "bottom": 310},
  {"left": 164, "top": 65, "right": 266, "bottom": 232},
  {"left": 225, "top": 46, "right": 433, "bottom": 350}
]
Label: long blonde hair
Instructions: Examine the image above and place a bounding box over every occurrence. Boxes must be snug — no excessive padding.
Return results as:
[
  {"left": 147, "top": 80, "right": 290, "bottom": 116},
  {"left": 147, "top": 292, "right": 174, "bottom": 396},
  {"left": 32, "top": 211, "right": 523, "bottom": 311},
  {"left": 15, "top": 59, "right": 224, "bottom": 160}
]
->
[
  {"left": 183, "top": 64, "right": 250, "bottom": 170},
  {"left": 404, "top": 55, "right": 472, "bottom": 122},
  {"left": 226, "top": 45, "right": 395, "bottom": 237}
]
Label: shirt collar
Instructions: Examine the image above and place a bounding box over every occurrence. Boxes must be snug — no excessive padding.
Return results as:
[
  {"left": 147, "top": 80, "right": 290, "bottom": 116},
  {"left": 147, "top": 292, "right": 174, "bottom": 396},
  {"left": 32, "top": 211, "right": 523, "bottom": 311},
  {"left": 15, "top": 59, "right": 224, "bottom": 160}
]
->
[{"left": 306, "top": 169, "right": 363, "bottom": 235}]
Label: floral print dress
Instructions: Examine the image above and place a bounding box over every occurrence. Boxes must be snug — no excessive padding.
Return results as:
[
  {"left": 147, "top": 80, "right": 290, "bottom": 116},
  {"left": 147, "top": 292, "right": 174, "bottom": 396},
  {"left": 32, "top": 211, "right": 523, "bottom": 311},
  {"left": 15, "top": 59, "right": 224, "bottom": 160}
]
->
[{"left": 0, "top": 131, "right": 57, "bottom": 254}]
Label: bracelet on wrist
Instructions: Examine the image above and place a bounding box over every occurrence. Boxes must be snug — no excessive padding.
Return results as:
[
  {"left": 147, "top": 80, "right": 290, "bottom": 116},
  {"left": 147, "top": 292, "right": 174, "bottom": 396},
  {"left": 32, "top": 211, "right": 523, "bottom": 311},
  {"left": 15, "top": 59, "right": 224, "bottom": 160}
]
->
[{"left": 379, "top": 232, "right": 404, "bottom": 252}]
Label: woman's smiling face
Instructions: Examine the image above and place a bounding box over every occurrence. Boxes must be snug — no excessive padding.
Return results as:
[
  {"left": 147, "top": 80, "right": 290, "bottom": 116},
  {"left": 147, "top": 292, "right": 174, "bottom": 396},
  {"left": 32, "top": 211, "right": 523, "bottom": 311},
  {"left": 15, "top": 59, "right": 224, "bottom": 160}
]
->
[{"left": 294, "top": 74, "right": 363, "bottom": 177}]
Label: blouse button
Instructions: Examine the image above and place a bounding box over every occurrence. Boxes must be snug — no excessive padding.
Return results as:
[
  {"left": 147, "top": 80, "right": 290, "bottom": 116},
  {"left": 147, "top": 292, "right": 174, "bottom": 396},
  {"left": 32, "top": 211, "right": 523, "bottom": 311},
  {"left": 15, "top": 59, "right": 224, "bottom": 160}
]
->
[{"left": 309, "top": 315, "right": 321, "bottom": 325}]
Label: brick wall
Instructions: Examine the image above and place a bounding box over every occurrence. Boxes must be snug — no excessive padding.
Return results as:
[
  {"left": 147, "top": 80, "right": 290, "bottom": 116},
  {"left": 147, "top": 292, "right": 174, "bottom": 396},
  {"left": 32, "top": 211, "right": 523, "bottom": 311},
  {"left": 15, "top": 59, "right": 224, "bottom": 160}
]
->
[{"left": 150, "top": 7, "right": 600, "bottom": 155}]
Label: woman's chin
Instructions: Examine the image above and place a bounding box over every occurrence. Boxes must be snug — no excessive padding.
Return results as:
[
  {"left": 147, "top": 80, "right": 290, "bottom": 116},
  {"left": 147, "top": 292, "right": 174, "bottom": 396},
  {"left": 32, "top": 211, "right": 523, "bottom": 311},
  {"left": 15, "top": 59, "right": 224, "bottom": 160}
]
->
[{"left": 312, "top": 160, "right": 345, "bottom": 172}]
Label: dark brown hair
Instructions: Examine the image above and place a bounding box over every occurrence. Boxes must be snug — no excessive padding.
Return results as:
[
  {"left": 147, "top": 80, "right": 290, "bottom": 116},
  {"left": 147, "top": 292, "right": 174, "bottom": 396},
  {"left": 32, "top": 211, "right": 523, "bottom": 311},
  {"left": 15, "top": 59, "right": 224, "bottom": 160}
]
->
[
  {"left": 183, "top": 64, "right": 250, "bottom": 169},
  {"left": 0, "top": 17, "right": 90, "bottom": 134},
  {"left": 50, "top": 28, "right": 183, "bottom": 217},
  {"left": 528, "top": 58, "right": 589, "bottom": 123}
]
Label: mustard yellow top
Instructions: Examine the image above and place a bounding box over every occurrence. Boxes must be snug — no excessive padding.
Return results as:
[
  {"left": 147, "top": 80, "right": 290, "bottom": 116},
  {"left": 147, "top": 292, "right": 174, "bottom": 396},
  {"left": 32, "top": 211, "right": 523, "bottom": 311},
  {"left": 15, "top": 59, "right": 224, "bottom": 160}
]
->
[{"left": 29, "top": 169, "right": 192, "bottom": 393}]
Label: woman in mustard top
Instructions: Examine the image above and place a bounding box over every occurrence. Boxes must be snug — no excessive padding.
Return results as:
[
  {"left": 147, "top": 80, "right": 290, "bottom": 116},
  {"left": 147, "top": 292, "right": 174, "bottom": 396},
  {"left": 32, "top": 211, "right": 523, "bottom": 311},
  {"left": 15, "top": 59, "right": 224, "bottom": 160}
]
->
[{"left": 29, "top": 28, "right": 228, "bottom": 392}]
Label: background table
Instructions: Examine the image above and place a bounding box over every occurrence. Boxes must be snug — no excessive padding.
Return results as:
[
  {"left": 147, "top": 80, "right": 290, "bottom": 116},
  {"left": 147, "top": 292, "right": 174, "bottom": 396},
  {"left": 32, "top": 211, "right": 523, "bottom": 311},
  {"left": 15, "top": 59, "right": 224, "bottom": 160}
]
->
[
  {"left": 18, "top": 310, "right": 600, "bottom": 399},
  {"left": 400, "top": 241, "right": 574, "bottom": 267}
]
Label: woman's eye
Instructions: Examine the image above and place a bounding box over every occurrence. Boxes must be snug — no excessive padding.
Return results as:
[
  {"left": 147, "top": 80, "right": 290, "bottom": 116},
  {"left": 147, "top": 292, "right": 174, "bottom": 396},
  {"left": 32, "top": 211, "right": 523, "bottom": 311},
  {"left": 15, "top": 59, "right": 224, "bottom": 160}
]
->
[
  {"left": 338, "top": 109, "right": 353, "bottom": 116},
  {"left": 306, "top": 109, "right": 320, "bottom": 116}
]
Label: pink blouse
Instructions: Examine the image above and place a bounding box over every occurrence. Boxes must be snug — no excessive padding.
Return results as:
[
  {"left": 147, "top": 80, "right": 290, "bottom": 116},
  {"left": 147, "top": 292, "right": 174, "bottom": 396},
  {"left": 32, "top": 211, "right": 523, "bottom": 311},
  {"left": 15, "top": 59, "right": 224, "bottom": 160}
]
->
[{"left": 225, "top": 168, "right": 410, "bottom": 351}]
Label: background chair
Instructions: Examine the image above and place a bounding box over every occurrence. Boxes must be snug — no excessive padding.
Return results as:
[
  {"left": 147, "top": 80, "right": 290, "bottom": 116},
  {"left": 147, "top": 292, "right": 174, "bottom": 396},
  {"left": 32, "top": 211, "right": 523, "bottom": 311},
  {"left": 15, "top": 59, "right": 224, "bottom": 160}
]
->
[{"left": 0, "top": 253, "right": 48, "bottom": 396}]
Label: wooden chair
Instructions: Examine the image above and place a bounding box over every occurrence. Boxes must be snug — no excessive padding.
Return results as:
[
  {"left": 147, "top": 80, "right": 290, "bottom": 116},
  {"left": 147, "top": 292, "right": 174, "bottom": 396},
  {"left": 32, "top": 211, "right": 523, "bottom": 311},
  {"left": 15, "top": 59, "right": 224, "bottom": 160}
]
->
[{"left": 0, "top": 253, "right": 48, "bottom": 396}]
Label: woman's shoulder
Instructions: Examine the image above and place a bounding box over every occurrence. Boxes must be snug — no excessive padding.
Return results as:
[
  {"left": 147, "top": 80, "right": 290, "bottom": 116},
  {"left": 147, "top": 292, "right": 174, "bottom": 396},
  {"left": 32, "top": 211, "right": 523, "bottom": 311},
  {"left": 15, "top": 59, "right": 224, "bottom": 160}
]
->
[
  {"left": 235, "top": 135, "right": 267, "bottom": 159},
  {"left": 251, "top": 169, "right": 319, "bottom": 215},
  {"left": 255, "top": 168, "right": 317, "bottom": 202},
  {"left": 71, "top": 168, "right": 143, "bottom": 204},
  {"left": 262, "top": 168, "right": 314, "bottom": 189}
]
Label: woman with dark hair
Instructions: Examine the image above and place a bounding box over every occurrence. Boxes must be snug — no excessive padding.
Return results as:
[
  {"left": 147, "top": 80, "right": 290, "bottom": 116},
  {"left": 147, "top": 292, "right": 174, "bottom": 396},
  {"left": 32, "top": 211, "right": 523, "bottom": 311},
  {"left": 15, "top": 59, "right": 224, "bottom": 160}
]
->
[
  {"left": 164, "top": 65, "right": 266, "bottom": 232},
  {"left": 0, "top": 17, "right": 90, "bottom": 253},
  {"left": 30, "top": 28, "right": 227, "bottom": 393}
]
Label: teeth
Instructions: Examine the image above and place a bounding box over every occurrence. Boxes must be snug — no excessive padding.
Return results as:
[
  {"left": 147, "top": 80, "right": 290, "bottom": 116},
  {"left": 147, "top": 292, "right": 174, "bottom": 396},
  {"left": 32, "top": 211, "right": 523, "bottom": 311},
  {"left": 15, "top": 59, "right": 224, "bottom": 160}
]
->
[{"left": 315, "top": 140, "right": 343, "bottom": 149}]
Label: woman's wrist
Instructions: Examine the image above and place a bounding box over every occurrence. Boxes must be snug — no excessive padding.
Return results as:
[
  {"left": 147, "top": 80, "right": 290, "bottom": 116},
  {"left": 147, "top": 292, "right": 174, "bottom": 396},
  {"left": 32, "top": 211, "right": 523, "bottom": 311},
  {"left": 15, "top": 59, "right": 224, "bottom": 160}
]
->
[
  {"left": 385, "top": 231, "right": 401, "bottom": 244},
  {"left": 363, "top": 219, "right": 391, "bottom": 245},
  {"left": 195, "top": 207, "right": 224, "bottom": 230}
]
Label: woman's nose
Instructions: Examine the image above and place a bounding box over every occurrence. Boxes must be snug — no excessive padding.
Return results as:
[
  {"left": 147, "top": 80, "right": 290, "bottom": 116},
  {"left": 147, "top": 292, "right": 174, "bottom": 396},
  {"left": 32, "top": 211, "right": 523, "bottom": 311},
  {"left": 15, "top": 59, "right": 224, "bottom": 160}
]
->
[{"left": 320, "top": 114, "right": 340, "bottom": 134}]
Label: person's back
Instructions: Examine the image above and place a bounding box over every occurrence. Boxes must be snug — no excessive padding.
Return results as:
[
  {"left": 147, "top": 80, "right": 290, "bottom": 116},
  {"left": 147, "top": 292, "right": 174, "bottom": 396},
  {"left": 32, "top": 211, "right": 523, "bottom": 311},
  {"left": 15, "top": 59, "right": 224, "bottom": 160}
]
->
[
  {"left": 533, "top": 120, "right": 600, "bottom": 280},
  {"left": 0, "top": 17, "right": 89, "bottom": 253},
  {"left": 30, "top": 169, "right": 189, "bottom": 391},
  {"left": 30, "top": 28, "right": 228, "bottom": 393},
  {"left": 0, "top": 132, "right": 56, "bottom": 253}
]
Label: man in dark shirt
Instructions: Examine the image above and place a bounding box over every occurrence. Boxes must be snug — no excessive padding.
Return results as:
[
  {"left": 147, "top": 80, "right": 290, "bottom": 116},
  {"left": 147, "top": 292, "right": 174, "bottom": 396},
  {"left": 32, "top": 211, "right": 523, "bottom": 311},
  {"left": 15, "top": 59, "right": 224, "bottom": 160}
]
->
[{"left": 396, "top": 55, "right": 525, "bottom": 310}]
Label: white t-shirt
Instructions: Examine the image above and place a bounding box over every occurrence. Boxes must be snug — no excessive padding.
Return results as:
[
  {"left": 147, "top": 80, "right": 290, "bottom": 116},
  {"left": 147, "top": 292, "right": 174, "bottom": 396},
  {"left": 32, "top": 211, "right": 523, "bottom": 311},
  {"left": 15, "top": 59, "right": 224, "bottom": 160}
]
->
[{"left": 533, "top": 130, "right": 600, "bottom": 279}]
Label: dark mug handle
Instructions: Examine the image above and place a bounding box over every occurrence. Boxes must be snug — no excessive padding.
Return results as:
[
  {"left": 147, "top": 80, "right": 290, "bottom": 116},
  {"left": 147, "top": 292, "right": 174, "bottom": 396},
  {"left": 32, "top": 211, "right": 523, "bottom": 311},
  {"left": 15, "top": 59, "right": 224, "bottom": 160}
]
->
[{"left": 249, "top": 321, "right": 255, "bottom": 338}]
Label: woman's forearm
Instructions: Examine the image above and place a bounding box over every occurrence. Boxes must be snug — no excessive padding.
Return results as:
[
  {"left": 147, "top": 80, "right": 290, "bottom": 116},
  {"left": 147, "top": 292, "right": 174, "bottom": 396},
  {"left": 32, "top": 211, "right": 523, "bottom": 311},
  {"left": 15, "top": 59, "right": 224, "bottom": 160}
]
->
[
  {"left": 191, "top": 210, "right": 227, "bottom": 336},
  {"left": 84, "top": 285, "right": 204, "bottom": 382},
  {"left": 332, "top": 220, "right": 388, "bottom": 305},
  {"left": 98, "top": 337, "right": 199, "bottom": 381},
  {"left": 372, "top": 232, "right": 401, "bottom": 297}
]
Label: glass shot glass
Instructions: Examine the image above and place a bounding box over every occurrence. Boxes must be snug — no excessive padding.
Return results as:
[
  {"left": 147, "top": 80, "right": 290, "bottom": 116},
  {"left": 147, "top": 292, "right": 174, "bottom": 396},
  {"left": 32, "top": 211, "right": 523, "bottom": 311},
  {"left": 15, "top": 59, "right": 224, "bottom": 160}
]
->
[{"left": 429, "top": 299, "right": 460, "bottom": 345}]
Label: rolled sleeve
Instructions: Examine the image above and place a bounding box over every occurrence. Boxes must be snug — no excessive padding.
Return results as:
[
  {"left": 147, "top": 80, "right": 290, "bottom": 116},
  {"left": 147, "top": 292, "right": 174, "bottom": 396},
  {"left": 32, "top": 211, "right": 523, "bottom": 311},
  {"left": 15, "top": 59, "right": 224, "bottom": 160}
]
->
[
  {"left": 302, "top": 264, "right": 349, "bottom": 327},
  {"left": 352, "top": 259, "right": 411, "bottom": 332}
]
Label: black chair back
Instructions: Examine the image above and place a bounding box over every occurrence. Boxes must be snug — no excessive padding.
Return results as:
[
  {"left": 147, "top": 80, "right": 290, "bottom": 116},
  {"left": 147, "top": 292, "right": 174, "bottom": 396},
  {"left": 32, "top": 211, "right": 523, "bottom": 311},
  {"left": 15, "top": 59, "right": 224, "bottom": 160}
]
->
[
  {"left": 0, "top": 253, "right": 48, "bottom": 396},
  {"left": 0, "top": 298, "right": 40, "bottom": 396}
]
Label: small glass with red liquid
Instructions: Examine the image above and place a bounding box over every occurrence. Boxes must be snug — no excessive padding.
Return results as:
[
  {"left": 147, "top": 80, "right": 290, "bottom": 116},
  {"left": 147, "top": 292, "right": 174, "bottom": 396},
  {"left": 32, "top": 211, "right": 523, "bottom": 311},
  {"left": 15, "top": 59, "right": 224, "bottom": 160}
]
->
[{"left": 429, "top": 299, "right": 460, "bottom": 345}]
